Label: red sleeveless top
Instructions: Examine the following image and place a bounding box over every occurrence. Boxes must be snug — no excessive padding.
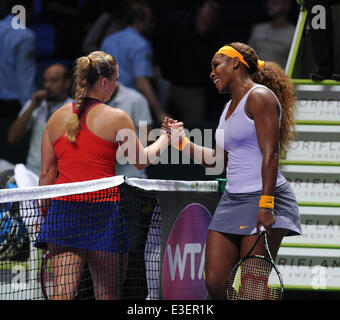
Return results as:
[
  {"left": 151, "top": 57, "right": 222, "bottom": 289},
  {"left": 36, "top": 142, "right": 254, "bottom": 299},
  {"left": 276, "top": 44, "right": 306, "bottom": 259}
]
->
[{"left": 53, "top": 98, "right": 118, "bottom": 185}]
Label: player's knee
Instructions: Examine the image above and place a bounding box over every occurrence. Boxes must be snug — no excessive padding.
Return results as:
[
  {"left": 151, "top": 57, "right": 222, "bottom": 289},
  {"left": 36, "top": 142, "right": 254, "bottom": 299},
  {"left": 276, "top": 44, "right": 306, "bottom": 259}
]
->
[
  {"left": 51, "top": 281, "right": 78, "bottom": 300},
  {"left": 205, "top": 271, "right": 224, "bottom": 295}
]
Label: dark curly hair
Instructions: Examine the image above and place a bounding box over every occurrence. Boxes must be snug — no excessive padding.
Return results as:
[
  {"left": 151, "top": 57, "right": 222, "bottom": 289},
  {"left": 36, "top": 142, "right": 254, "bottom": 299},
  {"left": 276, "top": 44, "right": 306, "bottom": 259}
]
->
[{"left": 228, "top": 42, "right": 296, "bottom": 153}]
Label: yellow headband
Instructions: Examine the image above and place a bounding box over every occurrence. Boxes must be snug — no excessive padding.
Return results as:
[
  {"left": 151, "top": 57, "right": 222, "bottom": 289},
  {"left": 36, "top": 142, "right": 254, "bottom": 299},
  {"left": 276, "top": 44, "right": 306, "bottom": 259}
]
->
[
  {"left": 214, "top": 45, "right": 265, "bottom": 71},
  {"left": 258, "top": 59, "right": 265, "bottom": 71}
]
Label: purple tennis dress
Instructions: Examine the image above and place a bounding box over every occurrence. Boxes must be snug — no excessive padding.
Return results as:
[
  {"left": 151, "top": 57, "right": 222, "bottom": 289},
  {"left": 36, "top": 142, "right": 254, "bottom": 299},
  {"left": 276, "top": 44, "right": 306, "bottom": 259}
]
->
[{"left": 209, "top": 85, "right": 302, "bottom": 236}]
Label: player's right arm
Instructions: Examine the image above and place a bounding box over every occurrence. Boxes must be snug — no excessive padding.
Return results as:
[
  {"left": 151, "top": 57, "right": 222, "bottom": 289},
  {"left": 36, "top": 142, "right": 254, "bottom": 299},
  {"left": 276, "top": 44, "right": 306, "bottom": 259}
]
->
[
  {"left": 115, "top": 110, "right": 181, "bottom": 170},
  {"left": 162, "top": 118, "right": 228, "bottom": 170},
  {"left": 184, "top": 140, "right": 227, "bottom": 169}
]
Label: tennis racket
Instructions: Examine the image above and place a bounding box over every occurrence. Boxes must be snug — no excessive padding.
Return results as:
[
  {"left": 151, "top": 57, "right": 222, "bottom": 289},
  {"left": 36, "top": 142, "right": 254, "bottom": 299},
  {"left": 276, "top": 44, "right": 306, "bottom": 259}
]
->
[
  {"left": 226, "top": 226, "right": 284, "bottom": 300},
  {"left": 41, "top": 249, "right": 53, "bottom": 300}
]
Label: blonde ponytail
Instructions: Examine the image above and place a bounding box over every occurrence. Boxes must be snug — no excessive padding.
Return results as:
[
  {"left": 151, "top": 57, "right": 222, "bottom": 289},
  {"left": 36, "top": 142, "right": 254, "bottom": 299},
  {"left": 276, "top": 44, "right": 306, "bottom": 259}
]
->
[
  {"left": 65, "top": 51, "right": 118, "bottom": 143},
  {"left": 65, "top": 57, "right": 91, "bottom": 143}
]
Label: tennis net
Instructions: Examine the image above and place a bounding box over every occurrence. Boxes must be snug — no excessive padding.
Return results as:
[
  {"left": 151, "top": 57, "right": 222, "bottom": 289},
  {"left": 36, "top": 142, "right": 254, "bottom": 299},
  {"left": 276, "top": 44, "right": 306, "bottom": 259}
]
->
[{"left": 0, "top": 173, "right": 161, "bottom": 300}]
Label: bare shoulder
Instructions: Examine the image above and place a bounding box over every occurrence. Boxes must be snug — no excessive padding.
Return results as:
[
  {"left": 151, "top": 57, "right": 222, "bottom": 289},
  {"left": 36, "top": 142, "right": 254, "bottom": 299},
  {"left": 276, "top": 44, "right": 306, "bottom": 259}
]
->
[
  {"left": 246, "top": 86, "right": 278, "bottom": 116},
  {"left": 44, "top": 102, "right": 73, "bottom": 142},
  {"left": 103, "top": 104, "right": 129, "bottom": 118},
  {"left": 248, "top": 87, "right": 277, "bottom": 105},
  {"left": 49, "top": 102, "right": 73, "bottom": 123},
  {"left": 102, "top": 104, "right": 134, "bottom": 127}
]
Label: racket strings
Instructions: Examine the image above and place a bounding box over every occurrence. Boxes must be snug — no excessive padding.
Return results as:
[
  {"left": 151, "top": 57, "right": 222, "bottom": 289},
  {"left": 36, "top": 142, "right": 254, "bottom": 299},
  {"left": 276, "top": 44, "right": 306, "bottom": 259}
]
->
[{"left": 227, "top": 257, "right": 281, "bottom": 300}]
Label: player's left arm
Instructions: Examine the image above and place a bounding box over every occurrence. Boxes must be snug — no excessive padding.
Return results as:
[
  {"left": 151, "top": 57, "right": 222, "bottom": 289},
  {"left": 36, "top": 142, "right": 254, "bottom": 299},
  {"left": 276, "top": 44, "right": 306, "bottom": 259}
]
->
[
  {"left": 246, "top": 88, "right": 280, "bottom": 230},
  {"left": 246, "top": 88, "right": 280, "bottom": 196}
]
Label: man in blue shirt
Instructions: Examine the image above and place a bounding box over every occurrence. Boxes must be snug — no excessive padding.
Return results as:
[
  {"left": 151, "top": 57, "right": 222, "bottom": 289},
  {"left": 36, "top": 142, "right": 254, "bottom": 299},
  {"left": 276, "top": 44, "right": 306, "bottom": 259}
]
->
[
  {"left": 101, "top": 0, "right": 168, "bottom": 123},
  {"left": 8, "top": 64, "right": 72, "bottom": 175},
  {"left": 0, "top": 0, "right": 37, "bottom": 117}
]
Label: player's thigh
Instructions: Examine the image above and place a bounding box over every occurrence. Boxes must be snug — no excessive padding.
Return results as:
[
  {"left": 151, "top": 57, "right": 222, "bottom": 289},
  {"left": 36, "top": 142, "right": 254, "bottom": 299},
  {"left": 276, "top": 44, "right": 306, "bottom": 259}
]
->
[
  {"left": 49, "top": 245, "right": 85, "bottom": 277},
  {"left": 205, "top": 230, "right": 240, "bottom": 281},
  {"left": 48, "top": 244, "right": 86, "bottom": 296},
  {"left": 87, "top": 250, "right": 127, "bottom": 296}
]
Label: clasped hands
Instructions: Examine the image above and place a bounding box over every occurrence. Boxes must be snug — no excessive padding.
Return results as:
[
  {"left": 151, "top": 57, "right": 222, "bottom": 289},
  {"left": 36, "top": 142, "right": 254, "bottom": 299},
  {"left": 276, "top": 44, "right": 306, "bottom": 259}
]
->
[{"left": 161, "top": 117, "right": 187, "bottom": 149}]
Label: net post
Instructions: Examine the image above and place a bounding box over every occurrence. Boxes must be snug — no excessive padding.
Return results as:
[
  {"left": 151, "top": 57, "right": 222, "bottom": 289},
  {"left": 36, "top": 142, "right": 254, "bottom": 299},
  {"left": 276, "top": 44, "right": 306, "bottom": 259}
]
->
[
  {"left": 216, "top": 178, "right": 226, "bottom": 195},
  {"left": 118, "top": 183, "right": 125, "bottom": 300}
]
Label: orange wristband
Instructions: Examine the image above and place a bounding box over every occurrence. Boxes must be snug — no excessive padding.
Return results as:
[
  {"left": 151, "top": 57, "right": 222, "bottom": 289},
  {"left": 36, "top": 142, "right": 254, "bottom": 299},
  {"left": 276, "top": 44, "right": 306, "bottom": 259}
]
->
[
  {"left": 259, "top": 195, "right": 274, "bottom": 209},
  {"left": 173, "top": 137, "right": 189, "bottom": 151}
]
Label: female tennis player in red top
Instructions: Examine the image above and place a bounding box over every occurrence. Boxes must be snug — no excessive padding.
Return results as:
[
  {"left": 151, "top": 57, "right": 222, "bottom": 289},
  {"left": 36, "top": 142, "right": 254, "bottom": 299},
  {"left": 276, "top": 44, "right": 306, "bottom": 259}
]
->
[{"left": 35, "top": 51, "right": 180, "bottom": 300}]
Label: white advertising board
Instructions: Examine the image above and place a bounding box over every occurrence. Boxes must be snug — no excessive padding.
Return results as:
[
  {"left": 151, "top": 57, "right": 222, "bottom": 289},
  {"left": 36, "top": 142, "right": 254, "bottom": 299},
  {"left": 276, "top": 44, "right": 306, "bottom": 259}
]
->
[{"left": 295, "top": 99, "right": 340, "bottom": 122}]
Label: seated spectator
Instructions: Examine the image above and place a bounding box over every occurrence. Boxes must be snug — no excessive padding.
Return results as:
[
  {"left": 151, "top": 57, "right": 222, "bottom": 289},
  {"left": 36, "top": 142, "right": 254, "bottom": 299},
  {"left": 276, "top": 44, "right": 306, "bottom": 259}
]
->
[
  {"left": 248, "top": 0, "right": 296, "bottom": 69},
  {"left": 0, "top": 0, "right": 37, "bottom": 117},
  {"left": 107, "top": 82, "right": 153, "bottom": 178},
  {"left": 101, "top": 0, "right": 168, "bottom": 123},
  {"left": 8, "top": 64, "right": 72, "bottom": 176}
]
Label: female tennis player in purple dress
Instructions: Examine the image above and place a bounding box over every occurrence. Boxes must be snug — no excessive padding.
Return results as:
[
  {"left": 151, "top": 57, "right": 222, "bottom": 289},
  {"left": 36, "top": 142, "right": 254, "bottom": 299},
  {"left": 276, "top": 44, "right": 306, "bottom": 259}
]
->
[
  {"left": 35, "top": 51, "right": 181, "bottom": 300},
  {"left": 164, "top": 42, "right": 302, "bottom": 299}
]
